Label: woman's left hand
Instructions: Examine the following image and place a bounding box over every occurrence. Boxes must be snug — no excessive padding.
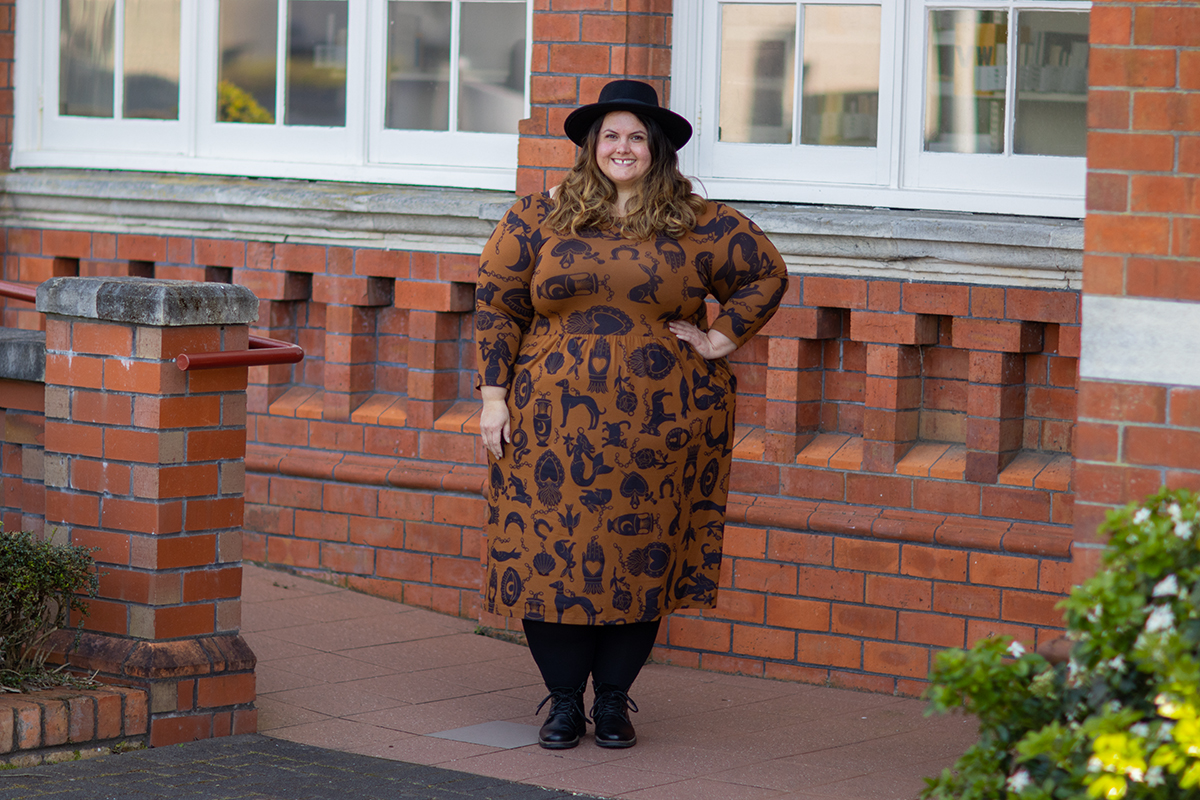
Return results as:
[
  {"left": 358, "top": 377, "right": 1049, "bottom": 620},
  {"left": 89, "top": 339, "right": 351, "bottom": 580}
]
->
[{"left": 668, "top": 320, "right": 737, "bottom": 360}]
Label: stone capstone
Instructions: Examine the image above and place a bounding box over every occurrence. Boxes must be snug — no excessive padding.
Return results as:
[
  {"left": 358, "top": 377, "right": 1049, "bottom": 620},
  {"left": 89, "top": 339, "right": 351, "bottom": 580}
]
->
[
  {"left": 36, "top": 277, "right": 259, "bottom": 327},
  {"left": 0, "top": 328, "right": 46, "bottom": 382}
]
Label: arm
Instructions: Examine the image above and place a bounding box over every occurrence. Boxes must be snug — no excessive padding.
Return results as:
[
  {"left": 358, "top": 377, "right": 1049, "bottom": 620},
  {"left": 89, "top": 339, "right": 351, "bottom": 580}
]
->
[
  {"left": 704, "top": 207, "right": 789, "bottom": 349},
  {"left": 474, "top": 196, "right": 545, "bottom": 456}
]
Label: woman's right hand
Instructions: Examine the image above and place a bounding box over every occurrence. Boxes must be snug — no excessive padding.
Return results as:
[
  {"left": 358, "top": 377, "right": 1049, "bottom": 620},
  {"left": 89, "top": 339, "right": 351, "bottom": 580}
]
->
[{"left": 479, "top": 387, "right": 511, "bottom": 459}]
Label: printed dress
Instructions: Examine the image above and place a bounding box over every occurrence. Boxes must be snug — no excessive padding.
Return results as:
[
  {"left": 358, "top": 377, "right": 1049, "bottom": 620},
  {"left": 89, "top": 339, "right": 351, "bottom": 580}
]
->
[{"left": 476, "top": 193, "right": 787, "bottom": 625}]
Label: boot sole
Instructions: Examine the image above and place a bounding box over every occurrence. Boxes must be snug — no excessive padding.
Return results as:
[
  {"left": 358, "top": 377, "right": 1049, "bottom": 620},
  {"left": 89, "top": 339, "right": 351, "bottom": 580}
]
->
[
  {"left": 595, "top": 736, "right": 637, "bottom": 748},
  {"left": 538, "top": 737, "right": 581, "bottom": 749}
]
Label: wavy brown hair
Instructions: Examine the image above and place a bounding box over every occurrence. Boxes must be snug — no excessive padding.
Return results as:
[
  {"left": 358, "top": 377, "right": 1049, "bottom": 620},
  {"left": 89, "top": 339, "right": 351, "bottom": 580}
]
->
[{"left": 546, "top": 113, "right": 707, "bottom": 241}]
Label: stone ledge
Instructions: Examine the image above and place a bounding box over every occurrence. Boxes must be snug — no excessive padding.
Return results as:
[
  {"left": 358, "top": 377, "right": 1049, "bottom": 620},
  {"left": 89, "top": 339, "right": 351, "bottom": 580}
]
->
[
  {"left": 1, "top": 170, "right": 1082, "bottom": 287},
  {"left": 0, "top": 685, "right": 148, "bottom": 765}
]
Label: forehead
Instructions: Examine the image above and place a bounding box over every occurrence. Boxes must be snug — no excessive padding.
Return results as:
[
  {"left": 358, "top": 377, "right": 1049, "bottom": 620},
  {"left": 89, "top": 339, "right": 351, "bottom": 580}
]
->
[{"left": 600, "top": 111, "right": 647, "bottom": 135}]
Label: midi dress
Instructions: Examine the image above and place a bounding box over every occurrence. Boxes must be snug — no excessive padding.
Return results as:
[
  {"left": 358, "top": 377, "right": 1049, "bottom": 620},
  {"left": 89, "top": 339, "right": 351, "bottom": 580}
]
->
[{"left": 476, "top": 192, "right": 787, "bottom": 625}]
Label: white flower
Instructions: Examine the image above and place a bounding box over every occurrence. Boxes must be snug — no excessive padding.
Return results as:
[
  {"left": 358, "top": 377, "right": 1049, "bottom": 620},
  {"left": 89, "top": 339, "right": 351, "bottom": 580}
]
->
[
  {"left": 1155, "top": 694, "right": 1179, "bottom": 716},
  {"left": 1146, "top": 766, "right": 1165, "bottom": 787},
  {"left": 1153, "top": 574, "right": 1179, "bottom": 597},
  {"left": 1007, "top": 769, "right": 1031, "bottom": 792},
  {"left": 1175, "top": 520, "right": 1193, "bottom": 540},
  {"left": 1007, "top": 640, "right": 1026, "bottom": 658},
  {"left": 1130, "top": 723, "right": 1149, "bottom": 738},
  {"left": 1127, "top": 767, "right": 1145, "bottom": 782},
  {"left": 1088, "top": 756, "right": 1103, "bottom": 773},
  {"left": 1108, "top": 655, "right": 1126, "bottom": 672},
  {"left": 1168, "top": 503, "right": 1182, "bottom": 522},
  {"left": 1145, "top": 605, "right": 1175, "bottom": 633},
  {"left": 1134, "top": 508, "right": 1152, "bottom": 524},
  {"left": 1144, "top": 605, "right": 1175, "bottom": 634},
  {"left": 1087, "top": 604, "right": 1103, "bottom": 623}
]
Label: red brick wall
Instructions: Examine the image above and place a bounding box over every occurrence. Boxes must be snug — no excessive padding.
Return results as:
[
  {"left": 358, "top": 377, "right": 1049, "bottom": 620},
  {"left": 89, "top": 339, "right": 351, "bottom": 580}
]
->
[
  {"left": 519, "top": 1, "right": 673, "bottom": 194},
  {"left": 0, "top": 0, "right": 13, "bottom": 172},
  {"left": 1075, "top": 0, "right": 1200, "bottom": 578}
]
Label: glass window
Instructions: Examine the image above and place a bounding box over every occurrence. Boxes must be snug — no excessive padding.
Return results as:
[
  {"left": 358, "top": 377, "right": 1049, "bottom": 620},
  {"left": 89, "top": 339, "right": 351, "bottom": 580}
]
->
[
  {"left": 680, "top": 0, "right": 1088, "bottom": 217},
  {"left": 1014, "top": 11, "right": 1088, "bottom": 157},
  {"left": 124, "top": 0, "right": 181, "bottom": 120},
  {"left": 458, "top": 2, "right": 526, "bottom": 134},
  {"left": 719, "top": 4, "right": 796, "bottom": 144},
  {"left": 218, "top": 0, "right": 278, "bottom": 123},
  {"left": 800, "top": 5, "right": 881, "bottom": 147},
  {"left": 385, "top": 2, "right": 451, "bottom": 130},
  {"left": 924, "top": 10, "right": 1008, "bottom": 154},
  {"left": 285, "top": 1, "right": 349, "bottom": 127},
  {"left": 60, "top": 0, "right": 116, "bottom": 118}
]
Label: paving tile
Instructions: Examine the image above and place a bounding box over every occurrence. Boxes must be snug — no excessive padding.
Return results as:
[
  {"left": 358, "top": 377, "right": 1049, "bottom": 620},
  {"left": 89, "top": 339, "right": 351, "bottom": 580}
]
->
[
  {"left": 268, "top": 717, "right": 412, "bottom": 752},
  {"left": 255, "top": 695, "right": 333, "bottom": 732},
  {"left": 622, "top": 777, "right": 788, "bottom": 800},
  {"left": 445, "top": 747, "right": 603, "bottom": 782},
  {"left": 348, "top": 693, "right": 536, "bottom": 735},
  {"left": 531, "top": 761, "right": 686, "bottom": 797},
  {"left": 270, "top": 651, "right": 397, "bottom": 684},
  {"left": 270, "top": 681, "right": 410, "bottom": 717},
  {"left": 429, "top": 721, "right": 541, "bottom": 749},
  {"left": 242, "top": 631, "right": 326, "bottom": 662}
]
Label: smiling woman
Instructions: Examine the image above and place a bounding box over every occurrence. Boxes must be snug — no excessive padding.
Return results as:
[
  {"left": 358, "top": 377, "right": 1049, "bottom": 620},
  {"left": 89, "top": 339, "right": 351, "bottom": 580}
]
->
[{"left": 475, "top": 79, "right": 788, "bottom": 752}]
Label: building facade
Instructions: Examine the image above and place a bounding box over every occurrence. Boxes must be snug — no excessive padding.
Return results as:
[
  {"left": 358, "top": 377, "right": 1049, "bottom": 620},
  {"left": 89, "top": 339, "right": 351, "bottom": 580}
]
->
[{"left": 2, "top": 0, "right": 1198, "bottom": 696}]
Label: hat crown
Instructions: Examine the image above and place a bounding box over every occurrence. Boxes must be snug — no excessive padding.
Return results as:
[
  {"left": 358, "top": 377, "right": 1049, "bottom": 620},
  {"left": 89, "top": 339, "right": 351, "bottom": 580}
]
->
[{"left": 597, "top": 80, "right": 660, "bottom": 108}]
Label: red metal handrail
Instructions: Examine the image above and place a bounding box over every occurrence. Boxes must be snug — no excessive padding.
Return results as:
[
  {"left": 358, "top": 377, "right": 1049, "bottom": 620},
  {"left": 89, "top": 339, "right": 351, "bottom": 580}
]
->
[
  {"left": 176, "top": 335, "right": 304, "bottom": 371},
  {"left": 0, "top": 279, "right": 37, "bottom": 304},
  {"left": 1, "top": 278, "right": 303, "bottom": 371}
]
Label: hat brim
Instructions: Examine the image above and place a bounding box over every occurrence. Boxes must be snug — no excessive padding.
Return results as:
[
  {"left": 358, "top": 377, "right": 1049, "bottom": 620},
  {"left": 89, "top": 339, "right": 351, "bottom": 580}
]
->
[{"left": 563, "top": 101, "right": 693, "bottom": 150}]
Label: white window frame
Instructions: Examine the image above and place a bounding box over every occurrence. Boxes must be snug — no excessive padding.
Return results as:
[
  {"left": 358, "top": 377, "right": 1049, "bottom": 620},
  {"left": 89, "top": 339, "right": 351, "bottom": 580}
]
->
[
  {"left": 673, "top": 0, "right": 1089, "bottom": 217},
  {"left": 14, "top": 0, "right": 531, "bottom": 190}
]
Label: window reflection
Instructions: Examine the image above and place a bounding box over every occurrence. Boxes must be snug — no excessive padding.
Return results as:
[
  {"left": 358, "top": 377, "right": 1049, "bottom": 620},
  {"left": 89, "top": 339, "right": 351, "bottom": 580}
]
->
[
  {"left": 385, "top": 2, "right": 451, "bottom": 131},
  {"left": 1014, "top": 11, "right": 1087, "bottom": 156},
  {"left": 924, "top": 10, "right": 1008, "bottom": 154},
  {"left": 800, "top": 5, "right": 880, "bottom": 147},
  {"left": 124, "top": 0, "right": 180, "bottom": 119},
  {"left": 458, "top": 2, "right": 525, "bottom": 134},
  {"left": 719, "top": 4, "right": 796, "bottom": 144},
  {"left": 218, "top": 0, "right": 277, "bottom": 123},
  {"left": 285, "top": 0, "right": 348, "bottom": 127},
  {"left": 60, "top": 0, "right": 115, "bottom": 118}
]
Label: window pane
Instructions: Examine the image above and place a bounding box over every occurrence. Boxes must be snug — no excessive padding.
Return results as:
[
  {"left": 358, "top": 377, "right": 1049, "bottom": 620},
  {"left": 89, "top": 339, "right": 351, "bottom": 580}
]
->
[
  {"left": 218, "top": 0, "right": 278, "bottom": 123},
  {"left": 719, "top": 4, "right": 796, "bottom": 144},
  {"left": 285, "top": 0, "right": 348, "bottom": 127},
  {"left": 800, "top": 5, "right": 879, "bottom": 147},
  {"left": 60, "top": 0, "right": 115, "bottom": 117},
  {"left": 458, "top": 2, "right": 525, "bottom": 134},
  {"left": 123, "top": 0, "right": 180, "bottom": 119},
  {"left": 1014, "top": 11, "right": 1087, "bottom": 157},
  {"left": 924, "top": 10, "right": 1008, "bottom": 154},
  {"left": 386, "top": 1, "right": 451, "bottom": 131}
]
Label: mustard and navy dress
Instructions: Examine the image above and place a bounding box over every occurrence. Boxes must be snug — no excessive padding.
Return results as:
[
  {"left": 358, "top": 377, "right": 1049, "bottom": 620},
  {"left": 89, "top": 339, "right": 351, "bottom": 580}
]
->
[{"left": 476, "top": 193, "right": 787, "bottom": 625}]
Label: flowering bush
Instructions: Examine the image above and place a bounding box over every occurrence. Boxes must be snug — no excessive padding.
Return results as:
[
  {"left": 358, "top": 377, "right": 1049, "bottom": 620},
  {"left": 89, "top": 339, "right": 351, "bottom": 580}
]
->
[{"left": 922, "top": 488, "right": 1200, "bottom": 800}]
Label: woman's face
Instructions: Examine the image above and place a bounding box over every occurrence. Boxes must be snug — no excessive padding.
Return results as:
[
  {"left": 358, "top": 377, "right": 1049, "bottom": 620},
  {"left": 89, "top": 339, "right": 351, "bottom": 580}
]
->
[{"left": 595, "top": 111, "right": 652, "bottom": 192}]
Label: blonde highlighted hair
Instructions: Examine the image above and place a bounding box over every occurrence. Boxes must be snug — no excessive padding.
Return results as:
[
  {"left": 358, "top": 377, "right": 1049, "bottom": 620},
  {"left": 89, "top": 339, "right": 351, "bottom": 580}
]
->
[{"left": 546, "top": 113, "right": 707, "bottom": 241}]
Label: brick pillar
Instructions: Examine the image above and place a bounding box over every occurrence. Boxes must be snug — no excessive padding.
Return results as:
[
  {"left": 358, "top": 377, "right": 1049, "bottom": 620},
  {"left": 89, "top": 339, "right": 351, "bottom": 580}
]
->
[
  {"left": 763, "top": 305, "right": 839, "bottom": 462},
  {"left": 38, "top": 276, "right": 260, "bottom": 747},
  {"left": 406, "top": 311, "right": 463, "bottom": 430},
  {"left": 954, "top": 319, "right": 1043, "bottom": 483},
  {"left": 851, "top": 311, "right": 937, "bottom": 472},
  {"left": 519, "top": 2, "right": 674, "bottom": 195},
  {"left": 1075, "top": 0, "right": 1200, "bottom": 582}
]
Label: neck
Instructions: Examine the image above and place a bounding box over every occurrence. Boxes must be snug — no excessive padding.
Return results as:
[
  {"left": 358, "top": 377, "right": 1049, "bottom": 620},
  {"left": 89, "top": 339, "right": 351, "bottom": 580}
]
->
[{"left": 613, "top": 186, "right": 636, "bottom": 217}]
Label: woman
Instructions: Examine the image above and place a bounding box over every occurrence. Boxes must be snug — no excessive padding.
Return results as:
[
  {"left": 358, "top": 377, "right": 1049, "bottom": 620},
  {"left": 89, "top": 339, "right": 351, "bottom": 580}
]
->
[{"left": 475, "top": 80, "right": 787, "bottom": 749}]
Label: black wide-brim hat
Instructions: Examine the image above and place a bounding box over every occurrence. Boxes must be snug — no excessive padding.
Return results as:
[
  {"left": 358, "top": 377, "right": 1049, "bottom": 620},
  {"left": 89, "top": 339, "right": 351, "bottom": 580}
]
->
[{"left": 563, "top": 80, "right": 692, "bottom": 151}]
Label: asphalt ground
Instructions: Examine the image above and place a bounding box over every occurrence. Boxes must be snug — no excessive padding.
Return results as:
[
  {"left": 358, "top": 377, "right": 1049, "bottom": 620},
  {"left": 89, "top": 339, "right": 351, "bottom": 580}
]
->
[{"left": 0, "top": 734, "right": 599, "bottom": 800}]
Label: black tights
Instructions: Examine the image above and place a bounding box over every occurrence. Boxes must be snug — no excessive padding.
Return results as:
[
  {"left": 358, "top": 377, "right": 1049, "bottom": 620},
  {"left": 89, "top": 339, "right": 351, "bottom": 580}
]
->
[{"left": 522, "top": 619, "right": 661, "bottom": 693}]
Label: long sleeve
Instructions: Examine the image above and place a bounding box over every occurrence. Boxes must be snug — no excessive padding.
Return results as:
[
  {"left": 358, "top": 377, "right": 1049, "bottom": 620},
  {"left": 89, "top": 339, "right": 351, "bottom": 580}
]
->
[
  {"left": 475, "top": 194, "right": 549, "bottom": 389},
  {"left": 703, "top": 205, "right": 789, "bottom": 348}
]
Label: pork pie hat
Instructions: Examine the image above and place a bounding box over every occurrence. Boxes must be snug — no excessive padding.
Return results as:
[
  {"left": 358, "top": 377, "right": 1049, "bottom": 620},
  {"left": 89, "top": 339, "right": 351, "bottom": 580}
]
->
[{"left": 563, "top": 80, "right": 692, "bottom": 150}]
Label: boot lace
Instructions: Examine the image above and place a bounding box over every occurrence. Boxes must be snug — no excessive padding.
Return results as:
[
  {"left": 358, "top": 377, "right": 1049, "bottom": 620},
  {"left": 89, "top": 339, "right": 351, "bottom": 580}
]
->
[
  {"left": 536, "top": 687, "right": 584, "bottom": 719},
  {"left": 590, "top": 688, "right": 638, "bottom": 723}
]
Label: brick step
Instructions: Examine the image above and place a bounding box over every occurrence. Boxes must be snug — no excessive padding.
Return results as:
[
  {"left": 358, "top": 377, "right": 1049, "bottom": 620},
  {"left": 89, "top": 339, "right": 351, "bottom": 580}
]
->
[{"left": 0, "top": 685, "right": 148, "bottom": 767}]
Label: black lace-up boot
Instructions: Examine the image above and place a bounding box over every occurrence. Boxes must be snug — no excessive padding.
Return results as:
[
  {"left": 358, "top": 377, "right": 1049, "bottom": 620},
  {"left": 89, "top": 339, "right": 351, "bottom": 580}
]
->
[
  {"left": 535, "top": 685, "right": 587, "bottom": 749},
  {"left": 590, "top": 682, "right": 639, "bottom": 748}
]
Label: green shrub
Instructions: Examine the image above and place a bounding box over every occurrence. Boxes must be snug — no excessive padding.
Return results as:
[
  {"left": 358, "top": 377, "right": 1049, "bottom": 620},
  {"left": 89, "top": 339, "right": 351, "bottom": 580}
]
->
[
  {"left": 923, "top": 488, "right": 1200, "bottom": 800},
  {"left": 0, "top": 529, "right": 98, "bottom": 691}
]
